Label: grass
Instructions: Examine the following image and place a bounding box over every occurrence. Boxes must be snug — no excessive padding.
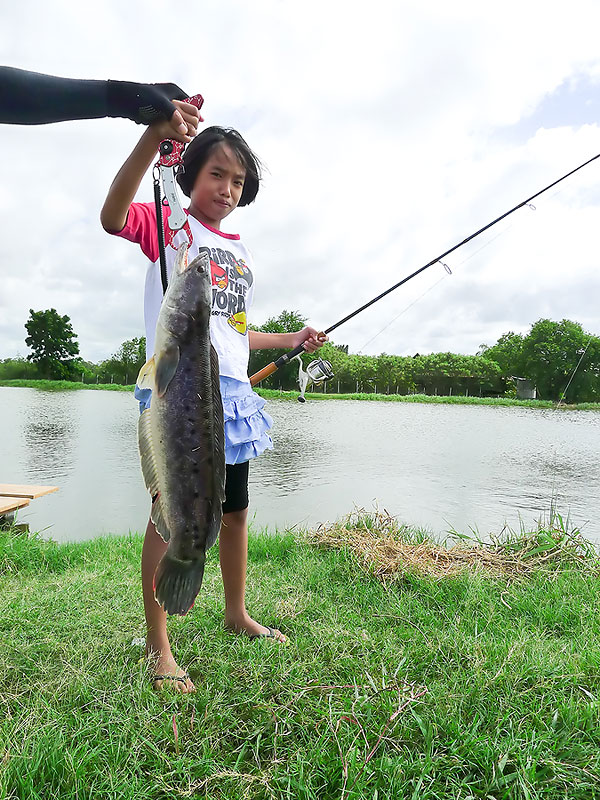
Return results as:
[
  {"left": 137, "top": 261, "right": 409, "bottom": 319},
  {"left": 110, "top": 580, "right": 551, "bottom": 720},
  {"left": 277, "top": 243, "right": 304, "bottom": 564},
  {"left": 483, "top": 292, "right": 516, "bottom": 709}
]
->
[
  {"left": 1, "top": 513, "right": 600, "bottom": 799},
  {"left": 0, "top": 379, "right": 133, "bottom": 392},
  {"left": 312, "top": 508, "right": 600, "bottom": 579}
]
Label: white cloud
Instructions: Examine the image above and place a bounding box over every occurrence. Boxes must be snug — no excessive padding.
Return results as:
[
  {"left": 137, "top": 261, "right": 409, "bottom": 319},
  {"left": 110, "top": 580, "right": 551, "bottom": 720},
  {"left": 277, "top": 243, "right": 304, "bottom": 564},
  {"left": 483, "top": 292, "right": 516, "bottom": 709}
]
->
[{"left": 2, "top": 0, "right": 600, "bottom": 364}]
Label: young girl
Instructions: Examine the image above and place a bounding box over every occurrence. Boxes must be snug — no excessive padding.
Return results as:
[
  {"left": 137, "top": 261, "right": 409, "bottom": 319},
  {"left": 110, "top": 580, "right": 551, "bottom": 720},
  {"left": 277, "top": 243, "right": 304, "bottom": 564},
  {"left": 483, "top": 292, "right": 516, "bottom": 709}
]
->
[{"left": 101, "top": 113, "right": 325, "bottom": 693}]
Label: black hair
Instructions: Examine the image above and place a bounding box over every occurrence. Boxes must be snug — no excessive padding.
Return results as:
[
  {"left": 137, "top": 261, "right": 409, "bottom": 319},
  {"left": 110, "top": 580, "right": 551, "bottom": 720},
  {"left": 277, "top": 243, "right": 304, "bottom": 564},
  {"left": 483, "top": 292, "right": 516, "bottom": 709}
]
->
[{"left": 176, "top": 126, "right": 262, "bottom": 206}]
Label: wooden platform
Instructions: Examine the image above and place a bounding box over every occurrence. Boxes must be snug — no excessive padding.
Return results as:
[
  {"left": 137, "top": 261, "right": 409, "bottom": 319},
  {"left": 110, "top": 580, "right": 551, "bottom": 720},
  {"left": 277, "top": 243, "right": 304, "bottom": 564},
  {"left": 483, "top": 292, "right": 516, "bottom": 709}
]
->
[
  {"left": 0, "top": 484, "right": 58, "bottom": 518},
  {"left": 0, "top": 496, "right": 30, "bottom": 515},
  {"left": 0, "top": 483, "right": 59, "bottom": 499}
]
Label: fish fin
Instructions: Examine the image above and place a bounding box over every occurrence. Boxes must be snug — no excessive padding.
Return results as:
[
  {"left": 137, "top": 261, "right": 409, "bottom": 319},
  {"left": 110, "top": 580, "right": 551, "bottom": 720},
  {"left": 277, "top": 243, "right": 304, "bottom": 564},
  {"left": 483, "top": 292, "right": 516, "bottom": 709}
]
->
[
  {"left": 154, "top": 550, "right": 206, "bottom": 616},
  {"left": 154, "top": 343, "right": 180, "bottom": 397},
  {"left": 211, "top": 344, "right": 226, "bottom": 505},
  {"left": 205, "top": 508, "right": 222, "bottom": 551},
  {"left": 150, "top": 496, "right": 170, "bottom": 544},
  {"left": 136, "top": 357, "right": 155, "bottom": 390},
  {"left": 202, "top": 345, "right": 225, "bottom": 552},
  {"left": 138, "top": 409, "right": 170, "bottom": 542}
]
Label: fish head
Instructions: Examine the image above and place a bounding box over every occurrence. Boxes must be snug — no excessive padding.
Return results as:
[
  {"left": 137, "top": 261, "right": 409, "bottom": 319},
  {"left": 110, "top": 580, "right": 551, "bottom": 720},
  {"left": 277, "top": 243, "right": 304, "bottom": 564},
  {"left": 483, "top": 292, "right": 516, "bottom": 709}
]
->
[{"left": 159, "top": 246, "right": 212, "bottom": 340}]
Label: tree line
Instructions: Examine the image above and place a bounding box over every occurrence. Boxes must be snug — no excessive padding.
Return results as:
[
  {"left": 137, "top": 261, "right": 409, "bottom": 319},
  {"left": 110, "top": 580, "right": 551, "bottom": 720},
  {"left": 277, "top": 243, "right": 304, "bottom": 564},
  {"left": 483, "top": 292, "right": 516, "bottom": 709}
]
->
[{"left": 2, "top": 308, "right": 599, "bottom": 403}]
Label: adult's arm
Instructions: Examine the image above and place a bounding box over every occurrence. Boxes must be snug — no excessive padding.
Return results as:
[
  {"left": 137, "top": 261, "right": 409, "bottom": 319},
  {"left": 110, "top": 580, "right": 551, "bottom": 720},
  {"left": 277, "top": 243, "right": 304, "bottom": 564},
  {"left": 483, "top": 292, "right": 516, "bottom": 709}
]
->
[{"left": 0, "top": 66, "right": 193, "bottom": 129}]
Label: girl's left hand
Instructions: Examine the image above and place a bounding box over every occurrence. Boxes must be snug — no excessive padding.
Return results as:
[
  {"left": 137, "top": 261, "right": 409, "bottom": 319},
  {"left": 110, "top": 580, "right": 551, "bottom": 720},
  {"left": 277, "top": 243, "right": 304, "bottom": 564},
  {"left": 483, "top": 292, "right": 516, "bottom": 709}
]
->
[{"left": 294, "top": 327, "right": 328, "bottom": 353}]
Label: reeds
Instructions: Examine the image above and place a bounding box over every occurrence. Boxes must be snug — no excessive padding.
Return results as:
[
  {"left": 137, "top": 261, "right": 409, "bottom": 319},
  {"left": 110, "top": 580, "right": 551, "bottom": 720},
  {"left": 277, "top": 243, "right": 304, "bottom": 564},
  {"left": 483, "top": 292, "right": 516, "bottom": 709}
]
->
[{"left": 309, "top": 507, "right": 600, "bottom": 580}]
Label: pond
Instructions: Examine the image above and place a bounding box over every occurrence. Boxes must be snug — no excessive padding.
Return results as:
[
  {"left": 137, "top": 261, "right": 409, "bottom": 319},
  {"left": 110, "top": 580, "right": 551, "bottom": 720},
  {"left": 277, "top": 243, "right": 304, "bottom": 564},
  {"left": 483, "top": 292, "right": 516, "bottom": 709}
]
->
[{"left": 1, "top": 387, "right": 599, "bottom": 543}]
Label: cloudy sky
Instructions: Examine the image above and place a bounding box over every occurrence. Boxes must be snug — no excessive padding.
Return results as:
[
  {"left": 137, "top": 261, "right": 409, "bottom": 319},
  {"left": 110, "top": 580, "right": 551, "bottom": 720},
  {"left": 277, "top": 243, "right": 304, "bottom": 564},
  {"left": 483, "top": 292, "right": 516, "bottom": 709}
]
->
[{"left": 2, "top": 0, "right": 600, "bottom": 364}]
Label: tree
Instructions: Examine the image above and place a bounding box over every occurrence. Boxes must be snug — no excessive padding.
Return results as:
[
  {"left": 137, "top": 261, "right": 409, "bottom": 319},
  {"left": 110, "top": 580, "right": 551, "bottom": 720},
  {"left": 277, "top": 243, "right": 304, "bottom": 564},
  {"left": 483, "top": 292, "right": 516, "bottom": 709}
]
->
[
  {"left": 97, "top": 336, "right": 146, "bottom": 385},
  {"left": 483, "top": 319, "right": 600, "bottom": 401},
  {"left": 24, "top": 308, "right": 79, "bottom": 379},
  {"left": 481, "top": 332, "right": 525, "bottom": 377},
  {"left": 520, "top": 319, "right": 600, "bottom": 401},
  {"left": 0, "top": 356, "right": 40, "bottom": 380}
]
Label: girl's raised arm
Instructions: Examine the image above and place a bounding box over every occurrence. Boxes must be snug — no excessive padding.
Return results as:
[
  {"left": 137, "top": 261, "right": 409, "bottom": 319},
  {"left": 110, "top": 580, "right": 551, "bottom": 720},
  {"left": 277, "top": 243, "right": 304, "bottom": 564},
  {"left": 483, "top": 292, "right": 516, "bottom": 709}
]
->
[{"left": 101, "top": 103, "right": 197, "bottom": 233}]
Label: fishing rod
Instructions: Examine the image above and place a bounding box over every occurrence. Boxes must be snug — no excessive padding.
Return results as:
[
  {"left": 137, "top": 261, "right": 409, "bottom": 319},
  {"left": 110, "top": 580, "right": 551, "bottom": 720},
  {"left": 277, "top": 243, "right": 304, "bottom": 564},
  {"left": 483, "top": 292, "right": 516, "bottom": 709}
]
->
[{"left": 250, "top": 149, "right": 600, "bottom": 387}]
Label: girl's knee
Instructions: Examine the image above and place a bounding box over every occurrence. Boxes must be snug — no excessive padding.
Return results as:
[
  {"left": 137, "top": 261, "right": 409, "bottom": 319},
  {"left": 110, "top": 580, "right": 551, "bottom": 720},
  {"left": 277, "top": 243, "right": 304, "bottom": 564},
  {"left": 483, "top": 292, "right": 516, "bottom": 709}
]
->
[{"left": 221, "top": 508, "right": 248, "bottom": 532}]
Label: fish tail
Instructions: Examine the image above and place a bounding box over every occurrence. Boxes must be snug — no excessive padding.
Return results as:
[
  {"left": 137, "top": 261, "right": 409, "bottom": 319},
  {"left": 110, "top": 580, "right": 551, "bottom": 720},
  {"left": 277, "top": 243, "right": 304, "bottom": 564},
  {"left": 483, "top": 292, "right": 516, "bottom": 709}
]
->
[{"left": 153, "top": 551, "right": 206, "bottom": 616}]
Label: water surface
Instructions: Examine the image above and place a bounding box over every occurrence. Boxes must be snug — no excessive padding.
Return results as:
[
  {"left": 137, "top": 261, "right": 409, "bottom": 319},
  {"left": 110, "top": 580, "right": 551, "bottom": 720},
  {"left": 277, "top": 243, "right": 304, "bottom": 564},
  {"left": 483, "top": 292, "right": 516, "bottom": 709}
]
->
[{"left": 1, "top": 387, "right": 599, "bottom": 543}]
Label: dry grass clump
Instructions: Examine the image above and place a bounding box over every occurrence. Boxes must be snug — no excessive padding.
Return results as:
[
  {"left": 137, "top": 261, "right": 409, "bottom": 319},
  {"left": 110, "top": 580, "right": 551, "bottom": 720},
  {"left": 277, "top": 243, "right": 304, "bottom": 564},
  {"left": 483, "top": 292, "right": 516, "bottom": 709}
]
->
[{"left": 308, "top": 508, "right": 600, "bottom": 580}]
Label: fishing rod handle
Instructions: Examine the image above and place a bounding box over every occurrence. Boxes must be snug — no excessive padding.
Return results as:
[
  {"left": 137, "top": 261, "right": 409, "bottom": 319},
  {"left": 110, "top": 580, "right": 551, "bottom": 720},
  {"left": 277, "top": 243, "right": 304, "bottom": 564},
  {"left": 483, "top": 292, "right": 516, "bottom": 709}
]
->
[
  {"left": 249, "top": 330, "right": 326, "bottom": 387},
  {"left": 250, "top": 362, "right": 278, "bottom": 387},
  {"left": 249, "top": 342, "right": 307, "bottom": 387}
]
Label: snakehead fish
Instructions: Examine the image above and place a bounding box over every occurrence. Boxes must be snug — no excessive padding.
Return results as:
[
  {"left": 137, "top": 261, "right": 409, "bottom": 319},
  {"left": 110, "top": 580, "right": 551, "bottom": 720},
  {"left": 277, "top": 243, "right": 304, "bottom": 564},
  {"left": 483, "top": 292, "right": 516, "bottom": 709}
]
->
[{"left": 137, "top": 244, "right": 225, "bottom": 615}]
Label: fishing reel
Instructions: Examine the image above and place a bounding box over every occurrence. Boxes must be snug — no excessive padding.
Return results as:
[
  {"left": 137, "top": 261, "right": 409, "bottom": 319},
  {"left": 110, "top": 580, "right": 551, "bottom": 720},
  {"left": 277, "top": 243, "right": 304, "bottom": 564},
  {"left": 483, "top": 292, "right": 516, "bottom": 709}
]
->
[{"left": 294, "top": 356, "right": 334, "bottom": 403}]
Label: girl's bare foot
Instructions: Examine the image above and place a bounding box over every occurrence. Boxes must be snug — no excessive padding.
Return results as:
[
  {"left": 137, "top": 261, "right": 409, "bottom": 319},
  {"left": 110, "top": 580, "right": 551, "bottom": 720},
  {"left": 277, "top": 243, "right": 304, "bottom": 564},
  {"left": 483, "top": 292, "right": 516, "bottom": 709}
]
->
[
  {"left": 225, "top": 612, "right": 287, "bottom": 643},
  {"left": 146, "top": 644, "right": 196, "bottom": 693}
]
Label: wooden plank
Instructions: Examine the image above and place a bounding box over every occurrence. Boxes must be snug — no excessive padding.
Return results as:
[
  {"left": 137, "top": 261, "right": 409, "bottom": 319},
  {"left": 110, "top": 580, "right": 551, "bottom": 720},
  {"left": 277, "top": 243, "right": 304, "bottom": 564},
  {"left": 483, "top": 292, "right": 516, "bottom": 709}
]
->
[
  {"left": 0, "top": 483, "right": 59, "bottom": 499},
  {"left": 0, "top": 497, "right": 30, "bottom": 514}
]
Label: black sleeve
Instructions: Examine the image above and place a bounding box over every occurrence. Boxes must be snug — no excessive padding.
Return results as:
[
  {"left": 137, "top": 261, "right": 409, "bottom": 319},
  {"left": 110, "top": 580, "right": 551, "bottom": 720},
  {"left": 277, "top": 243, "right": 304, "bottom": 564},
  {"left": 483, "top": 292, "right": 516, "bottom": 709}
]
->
[
  {"left": 0, "top": 67, "right": 109, "bottom": 124},
  {"left": 0, "top": 67, "right": 189, "bottom": 126}
]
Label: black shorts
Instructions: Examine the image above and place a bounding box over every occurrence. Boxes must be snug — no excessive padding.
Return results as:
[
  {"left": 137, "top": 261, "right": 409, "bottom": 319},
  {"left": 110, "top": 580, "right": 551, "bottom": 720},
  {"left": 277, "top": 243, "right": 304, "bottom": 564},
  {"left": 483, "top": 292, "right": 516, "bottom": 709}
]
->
[{"left": 223, "top": 461, "right": 249, "bottom": 514}]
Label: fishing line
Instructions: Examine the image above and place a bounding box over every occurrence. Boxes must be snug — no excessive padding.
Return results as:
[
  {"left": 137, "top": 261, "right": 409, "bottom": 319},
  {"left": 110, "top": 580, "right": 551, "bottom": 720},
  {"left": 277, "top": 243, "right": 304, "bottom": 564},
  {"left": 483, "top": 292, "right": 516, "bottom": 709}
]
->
[
  {"left": 358, "top": 274, "right": 447, "bottom": 352},
  {"left": 557, "top": 336, "right": 593, "bottom": 406},
  {"left": 324, "top": 150, "right": 600, "bottom": 339},
  {"left": 250, "top": 150, "right": 600, "bottom": 387},
  {"left": 357, "top": 219, "right": 521, "bottom": 352}
]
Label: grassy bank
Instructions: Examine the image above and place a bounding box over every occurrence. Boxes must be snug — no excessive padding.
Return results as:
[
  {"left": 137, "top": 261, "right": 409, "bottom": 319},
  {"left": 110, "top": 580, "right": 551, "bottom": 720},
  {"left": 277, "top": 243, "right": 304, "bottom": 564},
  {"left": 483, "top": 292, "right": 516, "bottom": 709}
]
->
[
  {"left": 0, "top": 379, "right": 134, "bottom": 392},
  {"left": 1, "top": 515, "right": 600, "bottom": 799},
  {"left": 259, "top": 388, "right": 600, "bottom": 410},
  {"left": 3, "top": 379, "right": 600, "bottom": 410}
]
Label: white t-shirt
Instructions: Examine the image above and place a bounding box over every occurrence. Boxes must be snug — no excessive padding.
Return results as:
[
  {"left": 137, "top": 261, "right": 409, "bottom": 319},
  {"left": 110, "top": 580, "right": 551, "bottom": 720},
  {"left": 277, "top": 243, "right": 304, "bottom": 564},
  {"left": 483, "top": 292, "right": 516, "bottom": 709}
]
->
[{"left": 113, "top": 202, "right": 255, "bottom": 382}]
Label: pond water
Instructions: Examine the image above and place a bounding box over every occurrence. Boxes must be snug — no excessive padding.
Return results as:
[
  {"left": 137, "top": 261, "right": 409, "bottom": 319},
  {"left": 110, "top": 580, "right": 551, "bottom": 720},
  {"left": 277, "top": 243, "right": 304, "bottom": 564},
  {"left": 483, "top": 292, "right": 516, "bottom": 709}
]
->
[{"left": 1, "top": 386, "right": 599, "bottom": 543}]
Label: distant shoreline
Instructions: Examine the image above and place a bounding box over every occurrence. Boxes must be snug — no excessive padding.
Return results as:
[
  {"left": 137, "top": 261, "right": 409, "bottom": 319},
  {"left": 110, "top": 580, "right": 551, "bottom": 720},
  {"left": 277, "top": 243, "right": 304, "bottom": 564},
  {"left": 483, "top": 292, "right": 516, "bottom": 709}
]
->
[{"left": 2, "top": 378, "right": 599, "bottom": 410}]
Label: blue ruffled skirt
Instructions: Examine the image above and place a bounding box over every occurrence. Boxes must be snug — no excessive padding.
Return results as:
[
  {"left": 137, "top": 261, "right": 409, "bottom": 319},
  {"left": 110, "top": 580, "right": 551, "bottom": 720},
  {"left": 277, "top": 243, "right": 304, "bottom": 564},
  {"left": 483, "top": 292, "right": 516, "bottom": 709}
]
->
[{"left": 134, "top": 376, "right": 272, "bottom": 466}]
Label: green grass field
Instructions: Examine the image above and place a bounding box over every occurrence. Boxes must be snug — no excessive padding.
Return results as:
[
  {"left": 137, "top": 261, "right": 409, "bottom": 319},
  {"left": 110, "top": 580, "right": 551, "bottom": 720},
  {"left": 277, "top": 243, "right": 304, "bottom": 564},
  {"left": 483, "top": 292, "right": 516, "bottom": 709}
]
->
[{"left": 1, "top": 518, "right": 599, "bottom": 799}]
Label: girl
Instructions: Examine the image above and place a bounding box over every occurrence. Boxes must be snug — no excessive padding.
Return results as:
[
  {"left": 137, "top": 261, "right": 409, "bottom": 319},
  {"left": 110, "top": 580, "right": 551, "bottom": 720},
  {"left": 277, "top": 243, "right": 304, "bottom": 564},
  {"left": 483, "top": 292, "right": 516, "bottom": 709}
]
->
[{"left": 101, "top": 116, "right": 324, "bottom": 693}]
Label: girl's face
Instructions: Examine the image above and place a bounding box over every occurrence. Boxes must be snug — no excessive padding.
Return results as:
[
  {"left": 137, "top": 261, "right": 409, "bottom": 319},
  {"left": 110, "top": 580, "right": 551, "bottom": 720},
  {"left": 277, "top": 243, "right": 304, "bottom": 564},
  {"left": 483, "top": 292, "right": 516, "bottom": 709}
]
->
[{"left": 188, "top": 143, "right": 246, "bottom": 230}]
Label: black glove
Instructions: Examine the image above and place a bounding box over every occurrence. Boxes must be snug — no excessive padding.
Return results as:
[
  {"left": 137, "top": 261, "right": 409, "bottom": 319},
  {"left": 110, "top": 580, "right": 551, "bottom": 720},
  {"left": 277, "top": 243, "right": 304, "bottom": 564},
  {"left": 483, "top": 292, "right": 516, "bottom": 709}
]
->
[{"left": 106, "top": 80, "right": 189, "bottom": 124}]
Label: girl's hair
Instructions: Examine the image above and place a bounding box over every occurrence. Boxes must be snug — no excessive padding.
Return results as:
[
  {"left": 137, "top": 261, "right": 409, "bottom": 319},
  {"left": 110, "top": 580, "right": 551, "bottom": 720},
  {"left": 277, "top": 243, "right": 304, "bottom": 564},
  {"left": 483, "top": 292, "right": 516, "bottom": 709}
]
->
[{"left": 177, "top": 126, "right": 262, "bottom": 206}]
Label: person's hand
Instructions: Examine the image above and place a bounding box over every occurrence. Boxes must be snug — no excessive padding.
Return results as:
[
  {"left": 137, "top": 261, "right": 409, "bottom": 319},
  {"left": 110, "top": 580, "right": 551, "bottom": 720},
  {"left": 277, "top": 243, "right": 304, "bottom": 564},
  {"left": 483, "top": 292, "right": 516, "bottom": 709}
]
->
[
  {"left": 168, "top": 99, "right": 201, "bottom": 142},
  {"left": 293, "top": 326, "right": 328, "bottom": 353},
  {"left": 106, "top": 80, "right": 202, "bottom": 142},
  {"left": 145, "top": 98, "right": 202, "bottom": 145}
]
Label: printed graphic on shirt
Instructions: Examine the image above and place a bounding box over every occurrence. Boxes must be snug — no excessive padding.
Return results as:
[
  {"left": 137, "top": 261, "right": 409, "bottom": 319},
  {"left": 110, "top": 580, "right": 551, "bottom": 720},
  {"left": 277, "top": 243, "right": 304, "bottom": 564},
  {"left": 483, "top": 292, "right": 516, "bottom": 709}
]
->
[
  {"left": 199, "top": 246, "right": 253, "bottom": 336},
  {"left": 227, "top": 311, "right": 247, "bottom": 335},
  {"left": 233, "top": 258, "right": 253, "bottom": 288},
  {"left": 211, "top": 261, "right": 229, "bottom": 290}
]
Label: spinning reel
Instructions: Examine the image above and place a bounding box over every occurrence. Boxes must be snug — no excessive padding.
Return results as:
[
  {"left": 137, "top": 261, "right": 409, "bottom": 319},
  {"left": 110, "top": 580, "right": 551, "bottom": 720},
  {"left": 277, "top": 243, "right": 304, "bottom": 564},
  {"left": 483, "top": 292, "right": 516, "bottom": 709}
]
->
[{"left": 294, "top": 356, "right": 334, "bottom": 402}]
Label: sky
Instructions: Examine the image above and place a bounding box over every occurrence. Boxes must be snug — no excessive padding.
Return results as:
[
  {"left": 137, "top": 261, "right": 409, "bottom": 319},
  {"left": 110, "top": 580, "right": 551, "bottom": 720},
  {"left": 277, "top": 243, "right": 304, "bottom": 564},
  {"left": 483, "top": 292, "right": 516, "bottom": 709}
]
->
[{"left": 2, "top": 0, "right": 600, "bottom": 364}]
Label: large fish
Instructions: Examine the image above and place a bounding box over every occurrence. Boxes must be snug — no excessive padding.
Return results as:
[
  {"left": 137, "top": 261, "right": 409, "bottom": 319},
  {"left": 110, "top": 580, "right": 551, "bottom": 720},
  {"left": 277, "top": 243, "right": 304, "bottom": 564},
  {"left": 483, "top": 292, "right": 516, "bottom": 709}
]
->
[{"left": 137, "top": 244, "right": 225, "bottom": 615}]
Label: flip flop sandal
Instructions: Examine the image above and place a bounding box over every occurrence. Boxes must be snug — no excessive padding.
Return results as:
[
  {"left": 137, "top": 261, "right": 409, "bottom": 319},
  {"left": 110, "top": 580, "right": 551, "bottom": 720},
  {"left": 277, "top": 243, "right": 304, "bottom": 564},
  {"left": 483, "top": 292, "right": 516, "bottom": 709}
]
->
[
  {"left": 248, "top": 626, "right": 284, "bottom": 642},
  {"left": 152, "top": 672, "right": 190, "bottom": 687}
]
